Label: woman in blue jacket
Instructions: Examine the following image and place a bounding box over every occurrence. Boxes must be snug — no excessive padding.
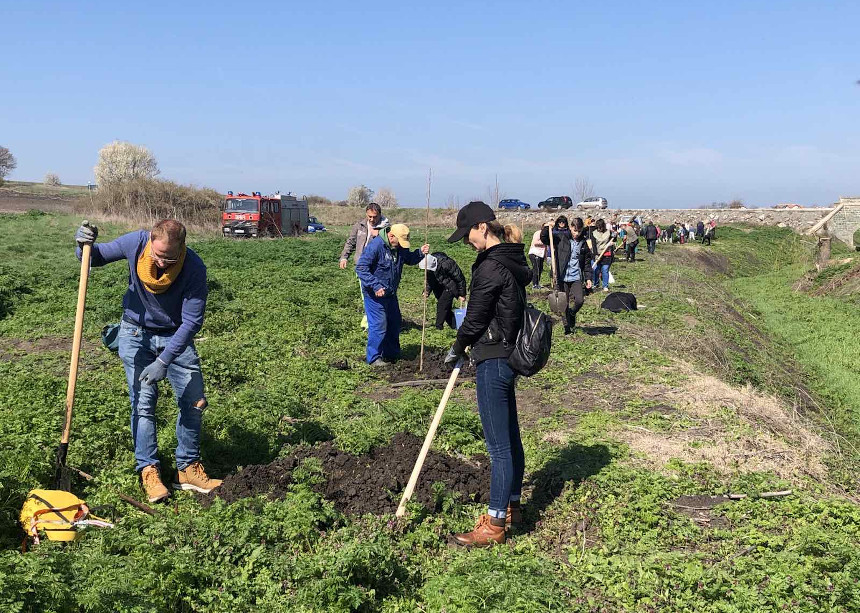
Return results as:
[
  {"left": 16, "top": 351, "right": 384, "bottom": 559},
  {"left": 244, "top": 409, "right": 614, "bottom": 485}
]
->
[{"left": 356, "top": 223, "right": 429, "bottom": 365}]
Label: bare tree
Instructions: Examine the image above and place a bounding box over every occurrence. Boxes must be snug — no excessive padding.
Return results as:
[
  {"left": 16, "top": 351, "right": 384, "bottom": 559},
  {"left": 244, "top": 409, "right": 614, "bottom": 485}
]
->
[
  {"left": 44, "top": 172, "right": 61, "bottom": 186},
  {"left": 486, "top": 173, "right": 507, "bottom": 206},
  {"left": 94, "top": 141, "right": 159, "bottom": 186},
  {"left": 0, "top": 146, "right": 17, "bottom": 182},
  {"left": 573, "top": 177, "right": 595, "bottom": 203},
  {"left": 375, "top": 187, "right": 398, "bottom": 208},
  {"left": 346, "top": 184, "right": 374, "bottom": 208},
  {"left": 446, "top": 194, "right": 460, "bottom": 210}
]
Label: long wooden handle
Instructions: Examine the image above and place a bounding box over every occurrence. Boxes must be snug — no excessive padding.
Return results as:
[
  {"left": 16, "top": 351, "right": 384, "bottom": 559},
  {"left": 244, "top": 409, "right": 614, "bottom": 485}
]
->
[
  {"left": 395, "top": 359, "right": 462, "bottom": 518},
  {"left": 548, "top": 223, "right": 558, "bottom": 290},
  {"left": 61, "top": 243, "right": 91, "bottom": 445},
  {"left": 418, "top": 168, "right": 431, "bottom": 372}
]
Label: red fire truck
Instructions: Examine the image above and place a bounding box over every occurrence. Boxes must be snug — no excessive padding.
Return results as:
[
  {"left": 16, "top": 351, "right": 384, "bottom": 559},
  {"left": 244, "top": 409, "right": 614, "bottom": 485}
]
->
[{"left": 221, "top": 191, "right": 309, "bottom": 238}]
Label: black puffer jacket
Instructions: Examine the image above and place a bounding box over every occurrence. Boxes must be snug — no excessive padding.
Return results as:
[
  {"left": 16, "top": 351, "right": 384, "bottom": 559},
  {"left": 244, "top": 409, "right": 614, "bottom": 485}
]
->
[
  {"left": 644, "top": 223, "right": 658, "bottom": 240},
  {"left": 540, "top": 226, "right": 591, "bottom": 287},
  {"left": 453, "top": 242, "right": 531, "bottom": 365},
  {"left": 427, "top": 252, "right": 466, "bottom": 297}
]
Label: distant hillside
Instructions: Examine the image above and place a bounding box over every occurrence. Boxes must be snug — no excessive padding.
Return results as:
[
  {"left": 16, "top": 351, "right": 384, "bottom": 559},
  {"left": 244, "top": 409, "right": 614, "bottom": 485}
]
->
[{"left": 0, "top": 180, "right": 92, "bottom": 199}]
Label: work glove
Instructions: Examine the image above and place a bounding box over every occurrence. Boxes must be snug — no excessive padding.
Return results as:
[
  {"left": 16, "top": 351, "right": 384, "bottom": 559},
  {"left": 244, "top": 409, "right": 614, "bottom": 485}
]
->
[
  {"left": 444, "top": 345, "right": 466, "bottom": 368},
  {"left": 139, "top": 357, "right": 168, "bottom": 385},
  {"left": 75, "top": 221, "right": 98, "bottom": 246}
]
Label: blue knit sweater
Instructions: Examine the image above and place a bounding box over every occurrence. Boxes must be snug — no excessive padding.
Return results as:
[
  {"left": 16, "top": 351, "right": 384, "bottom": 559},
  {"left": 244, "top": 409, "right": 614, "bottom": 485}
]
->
[{"left": 76, "top": 231, "right": 207, "bottom": 365}]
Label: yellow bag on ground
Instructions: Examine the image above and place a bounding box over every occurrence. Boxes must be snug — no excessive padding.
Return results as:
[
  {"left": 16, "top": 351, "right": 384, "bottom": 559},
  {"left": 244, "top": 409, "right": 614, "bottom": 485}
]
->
[{"left": 20, "top": 489, "right": 112, "bottom": 544}]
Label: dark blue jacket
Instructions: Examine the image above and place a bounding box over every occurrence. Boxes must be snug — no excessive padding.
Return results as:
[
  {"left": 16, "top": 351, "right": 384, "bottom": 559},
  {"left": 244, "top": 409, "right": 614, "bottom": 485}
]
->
[
  {"left": 355, "top": 235, "right": 423, "bottom": 297},
  {"left": 76, "top": 231, "right": 207, "bottom": 365}
]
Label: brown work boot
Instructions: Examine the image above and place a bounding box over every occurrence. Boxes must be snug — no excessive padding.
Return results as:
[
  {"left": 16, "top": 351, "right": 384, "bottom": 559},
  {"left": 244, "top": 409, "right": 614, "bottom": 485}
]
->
[
  {"left": 174, "top": 461, "right": 222, "bottom": 493},
  {"left": 451, "top": 514, "right": 506, "bottom": 547},
  {"left": 141, "top": 465, "right": 169, "bottom": 503},
  {"left": 506, "top": 503, "right": 523, "bottom": 529}
]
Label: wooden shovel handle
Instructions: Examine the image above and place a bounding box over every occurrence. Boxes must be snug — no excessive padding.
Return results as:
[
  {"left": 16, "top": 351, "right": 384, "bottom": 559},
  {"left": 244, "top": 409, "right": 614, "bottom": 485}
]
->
[
  {"left": 395, "top": 359, "right": 462, "bottom": 518},
  {"left": 62, "top": 243, "right": 91, "bottom": 445}
]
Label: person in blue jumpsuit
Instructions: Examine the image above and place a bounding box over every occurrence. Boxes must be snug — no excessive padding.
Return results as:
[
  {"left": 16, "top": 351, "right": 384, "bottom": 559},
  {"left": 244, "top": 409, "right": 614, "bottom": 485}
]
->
[{"left": 355, "top": 223, "right": 429, "bottom": 365}]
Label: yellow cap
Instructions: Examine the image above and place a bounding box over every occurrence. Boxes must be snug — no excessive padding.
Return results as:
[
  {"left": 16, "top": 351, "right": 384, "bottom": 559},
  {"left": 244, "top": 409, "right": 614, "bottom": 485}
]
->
[{"left": 389, "top": 223, "right": 411, "bottom": 248}]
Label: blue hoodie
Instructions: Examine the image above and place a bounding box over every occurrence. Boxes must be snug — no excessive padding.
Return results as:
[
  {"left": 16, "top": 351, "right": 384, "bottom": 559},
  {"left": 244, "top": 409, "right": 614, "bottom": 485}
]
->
[{"left": 355, "top": 235, "right": 423, "bottom": 297}]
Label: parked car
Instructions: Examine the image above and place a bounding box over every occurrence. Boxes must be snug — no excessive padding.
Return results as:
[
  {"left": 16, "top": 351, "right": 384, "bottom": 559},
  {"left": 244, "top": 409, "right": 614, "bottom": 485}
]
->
[
  {"left": 576, "top": 197, "right": 608, "bottom": 210},
  {"left": 307, "top": 216, "right": 327, "bottom": 233},
  {"left": 498, "top": 198, "right": 531, "bottom": 210},
  {"left": 537, "top": 196, "right": 573, "bottom": 209}
]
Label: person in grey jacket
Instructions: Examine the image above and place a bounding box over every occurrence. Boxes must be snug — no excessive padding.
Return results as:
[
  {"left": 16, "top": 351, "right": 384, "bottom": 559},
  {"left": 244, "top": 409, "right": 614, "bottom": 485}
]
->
[{"left": 339, "top": 202, "right": 388, "bottom": 268}]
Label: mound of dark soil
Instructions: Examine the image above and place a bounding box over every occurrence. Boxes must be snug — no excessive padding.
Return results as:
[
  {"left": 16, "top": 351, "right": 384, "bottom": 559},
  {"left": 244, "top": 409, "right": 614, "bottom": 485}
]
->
[
  {"left": 386, "top": 352, "right": 475, "bottom": 383},
  {"left": 208, "top": 432, "right": 490, "bottom": 515}
]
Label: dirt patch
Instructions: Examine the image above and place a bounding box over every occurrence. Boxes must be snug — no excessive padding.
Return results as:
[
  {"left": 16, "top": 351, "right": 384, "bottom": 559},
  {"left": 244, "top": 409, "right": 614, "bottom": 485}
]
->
[
  {"left": 0, "top": 336, "right": 98, "bottom": 361},
  {"left": 386, "top": 352, "right": 475, "bottom": 383},
  {"left": 0, "top": 193, "right": 77, "bottom": 214},
  {"left": 208, "top": 432, "right": 490, "bottom": 515},
  {"left": 617, "top": 365, "right": 830, "bottom": 483},
  {"left": 680, "top": 246, "right": 731, "bottom": 276},
  {"left": 812, "top": 261, "right": 860, "bottom": 297},
  {"left": 668, "top": 494, "right": 732, "bottom": 530}
]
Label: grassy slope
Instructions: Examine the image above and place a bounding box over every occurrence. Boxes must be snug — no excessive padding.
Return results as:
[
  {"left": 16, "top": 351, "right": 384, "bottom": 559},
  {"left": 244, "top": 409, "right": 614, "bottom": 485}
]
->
[
  {"left": 0, "top": 214, "right": 858, "bottom": 612},
  {"left": 0, "top": 180, "right": 92, "bottom": 199}
]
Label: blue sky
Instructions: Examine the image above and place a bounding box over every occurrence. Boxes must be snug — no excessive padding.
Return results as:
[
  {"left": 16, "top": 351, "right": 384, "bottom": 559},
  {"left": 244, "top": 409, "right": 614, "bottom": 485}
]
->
[{"left": 3, "top": 1, "right": 858, "bottom": 208}]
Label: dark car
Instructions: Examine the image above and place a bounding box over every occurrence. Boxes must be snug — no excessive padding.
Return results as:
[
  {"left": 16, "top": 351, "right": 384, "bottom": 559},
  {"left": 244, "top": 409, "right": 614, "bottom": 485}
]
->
[
  {"left": 307, "top": 216, "right": 327, "bottom": 233},
  {"left": 498, "top": 198, "right": 531, "bottom": 210},
  {"left": 537, "top": 196, "right": 573, "bottom": 210}
]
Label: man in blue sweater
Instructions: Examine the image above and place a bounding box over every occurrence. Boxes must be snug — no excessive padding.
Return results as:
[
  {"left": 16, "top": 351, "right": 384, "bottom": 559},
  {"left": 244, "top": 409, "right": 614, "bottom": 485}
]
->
[
  {"left": 355, "top": 223, "right": 429, "bottom": 365},
  {"left": 75, "top": 219, "right": 221, "bottom": 503}
]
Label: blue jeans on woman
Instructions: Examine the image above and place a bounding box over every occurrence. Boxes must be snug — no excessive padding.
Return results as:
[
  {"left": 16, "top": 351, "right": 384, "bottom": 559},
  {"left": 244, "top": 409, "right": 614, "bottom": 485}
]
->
[
  {"left": 476, "top": 357, "right": 524, "bottom": 519},
  {"left": 592, "top": 261, "right": 611, "bottom": 290},
  {"left": 118, "top": 320, "right": 206, "bottom": 472}
]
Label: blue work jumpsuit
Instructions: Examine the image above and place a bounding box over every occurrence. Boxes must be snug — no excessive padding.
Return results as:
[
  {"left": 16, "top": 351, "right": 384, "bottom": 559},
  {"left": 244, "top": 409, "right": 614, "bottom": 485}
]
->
[{"left": 355, "top": 236, "right": 423, "bottom": 363}]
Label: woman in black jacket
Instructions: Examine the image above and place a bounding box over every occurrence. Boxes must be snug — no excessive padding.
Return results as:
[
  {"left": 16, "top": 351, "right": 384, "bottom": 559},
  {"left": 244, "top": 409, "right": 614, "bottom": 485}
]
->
[
  {"left": 541, "top": 216, "right": 592, "bottom": 334},
  {"left": 445, "top": 201, "right": 532, "bottom": 547}
]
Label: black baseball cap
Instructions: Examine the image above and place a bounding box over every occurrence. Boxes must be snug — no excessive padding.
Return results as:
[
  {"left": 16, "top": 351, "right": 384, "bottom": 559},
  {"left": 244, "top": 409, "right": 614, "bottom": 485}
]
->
[{"left": 447, "top": 201, "right": 496, "bottom": 243}]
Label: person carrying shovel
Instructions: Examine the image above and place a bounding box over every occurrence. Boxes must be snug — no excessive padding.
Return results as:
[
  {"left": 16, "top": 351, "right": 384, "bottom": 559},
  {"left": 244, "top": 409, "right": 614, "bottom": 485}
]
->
[
  {"left": 355, "top": 223, "right": 429, "bottom": 366},
  {"left": 443, "top": 201, "right": 531, "bottom": 547},
  {"left": 74, "top": 219, "right": 221, "bottom": 503}
]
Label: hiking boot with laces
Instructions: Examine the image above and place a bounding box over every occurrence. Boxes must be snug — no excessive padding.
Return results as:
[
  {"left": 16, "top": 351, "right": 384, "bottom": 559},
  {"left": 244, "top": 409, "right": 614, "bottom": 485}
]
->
[
  {"left": 174, "top": 461, "right": 222, "bottom": 493},
  {"left": 141, "top": 465, "right": 169, "bottom": 503},
  {"left": 450, "top": 514, "right": 506, "bottom": 547}
]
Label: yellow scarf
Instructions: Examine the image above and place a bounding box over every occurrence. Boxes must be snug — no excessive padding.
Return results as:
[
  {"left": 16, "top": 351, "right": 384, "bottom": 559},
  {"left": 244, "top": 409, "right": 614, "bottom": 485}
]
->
[{"left": 136, "top": 239, "right": 186, "bottom": 294}]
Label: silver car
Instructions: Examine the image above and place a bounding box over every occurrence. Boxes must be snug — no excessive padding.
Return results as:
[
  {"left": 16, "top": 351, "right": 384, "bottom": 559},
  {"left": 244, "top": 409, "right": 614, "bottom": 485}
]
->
[{"left": 576, "top": 197, "right": 608, "bottom": 210}]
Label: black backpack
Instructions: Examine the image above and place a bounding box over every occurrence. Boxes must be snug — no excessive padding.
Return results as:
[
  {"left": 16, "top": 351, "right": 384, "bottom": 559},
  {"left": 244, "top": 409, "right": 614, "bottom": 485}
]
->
[
  {"left": 601, "top": 291, "right": 637, "bottom": 313},
  {"left": 499, "top": 261, "right": 553, "bottom": 377}
]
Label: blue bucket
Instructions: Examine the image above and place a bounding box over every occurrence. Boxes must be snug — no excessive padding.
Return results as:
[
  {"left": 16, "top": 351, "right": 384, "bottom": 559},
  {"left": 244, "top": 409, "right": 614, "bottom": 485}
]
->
[{"left": 454, "top": 307, "right": 467, "bottom": 330}]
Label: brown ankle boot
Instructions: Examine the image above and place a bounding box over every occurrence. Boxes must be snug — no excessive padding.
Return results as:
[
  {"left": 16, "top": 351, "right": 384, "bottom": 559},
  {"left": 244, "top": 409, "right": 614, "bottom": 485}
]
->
[
  {"left": 506, "top": 504, "right": 523, "bottom": 529},
  {"left": 451, "top": 514, "right": 506, "bottom": 547}
]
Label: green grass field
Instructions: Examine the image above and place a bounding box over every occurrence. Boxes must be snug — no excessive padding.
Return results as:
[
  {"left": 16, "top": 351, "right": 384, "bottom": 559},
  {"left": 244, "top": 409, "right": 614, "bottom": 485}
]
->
[{"left": 0, "top": 213, "right": 858, "bottom": 612}]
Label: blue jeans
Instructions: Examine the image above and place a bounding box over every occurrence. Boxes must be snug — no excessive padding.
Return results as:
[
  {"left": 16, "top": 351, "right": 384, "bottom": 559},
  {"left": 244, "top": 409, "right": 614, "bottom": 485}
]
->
[
  {"left": 363, "top": 294, "right": 402, "bottom": 363},
  {"left": 476, "top": 358, "right": 524, "bottom": 518},
  {"left": 118, "top": 320, "right": 206, "bottom": 472},
  {"left": 592, "top": 261, "right": 611, "bottom": 289}
]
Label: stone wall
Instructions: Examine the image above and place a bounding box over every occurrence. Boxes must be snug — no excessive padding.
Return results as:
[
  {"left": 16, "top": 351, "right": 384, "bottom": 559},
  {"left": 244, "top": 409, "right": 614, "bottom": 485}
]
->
[
  {"left": 497, "top": 207, "right": 834, "bottom": 234},
  {"left": 827, "top": 197, "right": 860, "bottom": 247}
]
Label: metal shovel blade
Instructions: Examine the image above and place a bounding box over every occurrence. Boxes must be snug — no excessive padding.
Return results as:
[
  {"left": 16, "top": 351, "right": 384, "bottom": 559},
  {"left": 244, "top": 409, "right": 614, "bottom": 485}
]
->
[{"left": 548, "top": 290, "right": 566, "bottom": 315}]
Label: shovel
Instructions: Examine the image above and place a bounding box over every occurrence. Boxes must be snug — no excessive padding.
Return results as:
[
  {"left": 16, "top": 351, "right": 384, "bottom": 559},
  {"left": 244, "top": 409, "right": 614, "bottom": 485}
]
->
[
  {"left": 395, "top": 358, "right": 463, "bottom": 518},
  {"left": 546, "top": 224, "right": 565, "bottom": 315},
  {"left": 55, "top": 239, "right": 92, "bottom": 490}
]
